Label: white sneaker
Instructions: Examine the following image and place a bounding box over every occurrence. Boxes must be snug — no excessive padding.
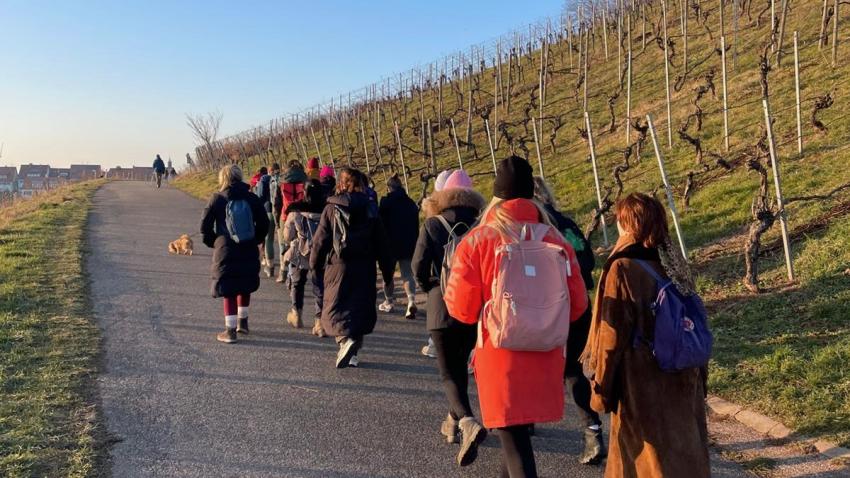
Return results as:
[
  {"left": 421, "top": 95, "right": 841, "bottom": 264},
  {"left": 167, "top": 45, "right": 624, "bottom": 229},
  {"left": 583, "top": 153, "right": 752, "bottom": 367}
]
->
[
  {"left": 378, "top": 301, "right": 394, "bottom": 313},
  {"left": 405, "top": 302, "right": 418, "bottom": 320},
  {"left": 349, "top": 355, "right": 360, "bottom": 367},
  {"left": 421, "top": 342, "right": 437, "bottom": 358}
]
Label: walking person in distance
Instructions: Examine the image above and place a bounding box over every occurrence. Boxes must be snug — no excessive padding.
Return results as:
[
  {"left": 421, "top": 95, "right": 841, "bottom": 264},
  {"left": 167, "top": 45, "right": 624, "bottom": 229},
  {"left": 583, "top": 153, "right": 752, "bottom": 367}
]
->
[
  {"left": 378, "top": 174, "right": 421, "bottom": 319},
  {"left": 199, "top": 164, "right": 269, "bottom": 343}
]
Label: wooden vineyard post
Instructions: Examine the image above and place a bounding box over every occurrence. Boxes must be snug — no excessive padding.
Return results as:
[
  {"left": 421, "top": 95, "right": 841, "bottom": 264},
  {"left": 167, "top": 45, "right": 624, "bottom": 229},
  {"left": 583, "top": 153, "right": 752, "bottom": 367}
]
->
[
  {"left": 584, "top": 112, "right": 610, "bottom": 247},
  {"left": 484, "top": 119, "right": 498, "bottom": 174},
  {"left": 721, "top": 36, "right": 730, "bottom": 152},
  {"left": 583, "top": 27, "right": 590, "bottom": 111},
  {"left": 794, "top": 31, "right": 803, "bottom": 155},
  {"left": 662, "top": 0, "right": 673, "bottom": 147},
  {"left": 833, "top": 0, "right": 840, "bottom": 66},
  {"left": 820, "top": 0, "right": 829, "bottom": 49},
  {"left": 309, "top": 126, "right": 323, "bottom": 164},
  {"left": 647, "top": 114, "right": 688, "bottom": 259},
  {"left": 323, "top": 128, "right": 336, "bottom": 170},
  {"left": 450, "top": 118, "right": 464, "bottom": 169},
  {"left": 393, "top": 121, "right": 410, "bottom": 192},
  {"left": 762, "top": 99, "right": 795, "bottom": 281},
  {"left": 775, "top": 0, "right": 789, "bottom": 66},
  {"left": 427, "top": 118, "right": 437, "bottom": 175},
  {"left": 625, "top": 50, "right": 632, "bottom": 144},
  {"left": 359, "top": 121, "right": 371, "bottom": 174},
  {"left": 719, "top": 0, "right": 725, "bottom": 38},
  {"left": 531, "top": 118, "right": 545, "bottom": 179}
]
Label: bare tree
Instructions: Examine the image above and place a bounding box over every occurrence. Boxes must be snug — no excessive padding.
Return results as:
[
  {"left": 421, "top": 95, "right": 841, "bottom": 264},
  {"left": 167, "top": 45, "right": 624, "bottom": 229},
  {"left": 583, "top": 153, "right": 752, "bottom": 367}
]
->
[{"left": 186, "top": 111, "right": 224, "bottom": 167}]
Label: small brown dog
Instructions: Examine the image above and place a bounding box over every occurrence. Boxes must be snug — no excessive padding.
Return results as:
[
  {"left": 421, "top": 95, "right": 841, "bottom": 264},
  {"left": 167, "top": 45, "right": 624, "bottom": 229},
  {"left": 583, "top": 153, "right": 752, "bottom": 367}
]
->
[{"left": 168, "top": 234, "right": 194, "bottom": 256}]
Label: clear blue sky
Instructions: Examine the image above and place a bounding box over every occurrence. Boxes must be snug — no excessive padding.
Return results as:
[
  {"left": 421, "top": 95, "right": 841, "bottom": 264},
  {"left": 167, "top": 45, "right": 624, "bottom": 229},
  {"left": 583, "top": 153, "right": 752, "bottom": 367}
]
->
[{"left": 1, "top": 0, "right": 562, "bottom": 169}]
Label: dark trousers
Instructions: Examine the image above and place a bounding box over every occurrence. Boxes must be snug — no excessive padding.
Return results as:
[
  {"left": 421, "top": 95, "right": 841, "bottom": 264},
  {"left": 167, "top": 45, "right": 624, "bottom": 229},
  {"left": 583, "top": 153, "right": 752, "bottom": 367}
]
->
[
  {"left": 564, "top": 310, "right": 602, "bottom": 428},
  {"left": 497, "top": 425, "right": 537, "bottom": 478},
  {"left": 430, "top": 325, "right": 477, "bottom": 420},
  {"left": 289, "top": 267, "right": 324, "bottom": 317}
]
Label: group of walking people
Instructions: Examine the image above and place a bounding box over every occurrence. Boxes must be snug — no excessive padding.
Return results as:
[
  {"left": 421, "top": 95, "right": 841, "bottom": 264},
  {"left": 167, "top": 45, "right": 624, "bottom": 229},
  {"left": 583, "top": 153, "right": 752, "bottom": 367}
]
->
[{"left": 198, "top": 154, "right": 711, "bottom": 477}]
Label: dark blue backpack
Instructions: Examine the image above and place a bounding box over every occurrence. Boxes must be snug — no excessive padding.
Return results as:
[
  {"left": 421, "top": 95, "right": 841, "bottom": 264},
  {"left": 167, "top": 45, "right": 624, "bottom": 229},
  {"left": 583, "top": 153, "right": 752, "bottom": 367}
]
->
[
  {"left": 634, "top": 260, "right": 713, "bottom": 372},
  {"left": 224, "top": 199, "right": 255, "bottom": 244}
]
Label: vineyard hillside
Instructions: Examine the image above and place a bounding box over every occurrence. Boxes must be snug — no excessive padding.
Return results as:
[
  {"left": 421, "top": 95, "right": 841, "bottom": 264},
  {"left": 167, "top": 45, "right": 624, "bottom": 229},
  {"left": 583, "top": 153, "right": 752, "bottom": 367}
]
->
[{"left": 177, "top": 0, "right": 850, "bottom": 446}]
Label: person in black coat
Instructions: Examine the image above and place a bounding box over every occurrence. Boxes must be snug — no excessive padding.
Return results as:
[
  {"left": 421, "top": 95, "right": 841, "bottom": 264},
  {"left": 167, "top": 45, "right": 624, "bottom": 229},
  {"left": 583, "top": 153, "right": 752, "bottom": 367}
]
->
[
  {"left": 200, "top": 165, "right": 270, "bottom": 344},
  {"left": 377, "top": 174, "right": 421, "bottom": 319},
  {"left": 310, "top": 168, "right": 393, "bottom": 369},
  {"left": 411, "top": 170, "right": 487, "bottom": 462},
  {"left": 533, "top": 177, "right": 605, "bottom": 465}
]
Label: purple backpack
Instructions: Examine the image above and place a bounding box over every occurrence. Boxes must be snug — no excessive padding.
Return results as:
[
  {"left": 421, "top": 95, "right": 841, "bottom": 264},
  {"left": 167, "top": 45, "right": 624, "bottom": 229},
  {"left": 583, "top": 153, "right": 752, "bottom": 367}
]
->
[{"left": 634, "top": 260, "right": 713, "bottom": 372}]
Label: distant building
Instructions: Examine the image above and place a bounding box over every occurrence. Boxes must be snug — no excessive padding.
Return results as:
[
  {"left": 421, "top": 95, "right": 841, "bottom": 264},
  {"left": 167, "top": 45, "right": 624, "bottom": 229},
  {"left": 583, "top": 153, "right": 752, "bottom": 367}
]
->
[
  {"left": 47, "top": 167, "right": 71, "bottom": 188},
  {"left": 132, "top": 166, "right": 155, "bottom": 181},
  {"left": 70, "top": 164, "right": 102, "bottom": 181},
  {"left": 106, "top": 166, "right": 133, "bottom": 180},
  {"left": 0, "top": 167, "right": 17, "bottom": 193},
  {"left": 17, "top": 164, "right": 50, "bottom": 197}
]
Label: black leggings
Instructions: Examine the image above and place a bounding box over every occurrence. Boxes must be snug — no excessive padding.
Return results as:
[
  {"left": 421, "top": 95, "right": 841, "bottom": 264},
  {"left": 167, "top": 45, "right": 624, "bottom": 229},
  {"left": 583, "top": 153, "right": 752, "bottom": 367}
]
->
[
  {"left": 497, "top": 425, "right": 537, "bottom": 478},
  {"left": 430, "top": 325, "right": 477, "bottom": 419},
  {"left": 564, "top": 310, "right": 602, "bottom": 428}
]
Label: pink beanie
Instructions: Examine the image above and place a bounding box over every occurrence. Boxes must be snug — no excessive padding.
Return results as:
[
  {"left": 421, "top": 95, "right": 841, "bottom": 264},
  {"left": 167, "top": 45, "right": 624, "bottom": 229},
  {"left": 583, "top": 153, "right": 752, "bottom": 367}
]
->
[
  {"left": 320, "top": 165, "right": 335, "bottom": 178},
  {"left": 434, "top": 169, "right": 453, "bottom": 191},
  {"left": 443, "top": 169, "right": 473, "bottom": 190}
]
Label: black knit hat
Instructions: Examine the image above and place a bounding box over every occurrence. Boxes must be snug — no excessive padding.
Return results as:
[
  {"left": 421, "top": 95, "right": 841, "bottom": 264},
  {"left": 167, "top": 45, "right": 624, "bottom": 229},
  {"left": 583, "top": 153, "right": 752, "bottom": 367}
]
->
[{"left": 493, "top": 156, "right": 534, "bottom": 200}]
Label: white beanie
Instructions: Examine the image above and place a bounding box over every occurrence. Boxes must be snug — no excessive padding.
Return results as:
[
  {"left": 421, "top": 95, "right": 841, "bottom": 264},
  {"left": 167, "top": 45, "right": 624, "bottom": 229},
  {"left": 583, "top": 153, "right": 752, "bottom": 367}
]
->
[{"left": 434, "top": 169, "right": 454, "bottom": 191}]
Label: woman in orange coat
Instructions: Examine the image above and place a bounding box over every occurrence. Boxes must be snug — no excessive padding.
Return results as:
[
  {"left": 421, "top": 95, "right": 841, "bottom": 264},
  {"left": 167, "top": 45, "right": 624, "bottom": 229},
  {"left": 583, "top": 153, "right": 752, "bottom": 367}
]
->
[{"left": 445, "top": 156, "right": 589, "bottom": 477}]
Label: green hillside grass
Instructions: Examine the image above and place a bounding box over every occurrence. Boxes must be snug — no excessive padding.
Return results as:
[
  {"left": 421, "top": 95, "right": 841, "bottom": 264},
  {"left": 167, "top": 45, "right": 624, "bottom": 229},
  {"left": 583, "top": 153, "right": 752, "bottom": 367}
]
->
[
  {"left": 177, "top": 0, "right": 850, "bottom": 446},
  {"left": 0, "top": 180, "right": 106, "bottom": 477}
]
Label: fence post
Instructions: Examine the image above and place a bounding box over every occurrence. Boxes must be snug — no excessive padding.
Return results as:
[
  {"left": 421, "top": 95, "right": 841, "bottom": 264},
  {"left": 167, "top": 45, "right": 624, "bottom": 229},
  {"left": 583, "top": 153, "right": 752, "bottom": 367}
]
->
[
  {"left": 721, "top": 35, "right": 730, "bottom": 152},
  {"left": 646, "top": 114, "right": 688, "bottom": 259},
  {"left": 662, "top": 0, "right": 674, "bottom": 147},
  {"left": 484, "top": 118, "right": 498, "bottom": 174},
  {"left": 450, "top": 118, "right": 464, "bottom": 169},
  {"left": 762, "top": 99, "right": 796, "bottom": 281},
  {"left": 309, "top": 126, "right": 323, "bottom": 164},
  {"left": 833, "top": 0, "right": 840, "bottom": 66},
  {"left": 794, "top": 31, "right": 803, "bottom": 155},
  {"left": 393, "top": 121, "right": 410, "bottom": 192},
  {"left": 625, "top": 50, "right": 632, "bottom": 144},
  {"left": 531, "top": 118, "right": 546, "bottom": 180},
  {"left": 584, "top": 111, "right": 610, "bottom": 247}
]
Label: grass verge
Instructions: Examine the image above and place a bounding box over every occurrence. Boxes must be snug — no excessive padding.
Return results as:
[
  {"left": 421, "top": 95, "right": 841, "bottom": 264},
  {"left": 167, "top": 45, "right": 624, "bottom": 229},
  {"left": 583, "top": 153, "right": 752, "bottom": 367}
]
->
[{"left": 0, "top": 180, "right": 106, "bottom": 477}]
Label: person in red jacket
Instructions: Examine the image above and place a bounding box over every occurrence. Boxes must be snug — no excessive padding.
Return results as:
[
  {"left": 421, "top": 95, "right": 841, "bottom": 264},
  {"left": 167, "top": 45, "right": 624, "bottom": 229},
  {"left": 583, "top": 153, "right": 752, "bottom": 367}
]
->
[{"left": 444, "top": 156, "right": 588, "bottom": 478}]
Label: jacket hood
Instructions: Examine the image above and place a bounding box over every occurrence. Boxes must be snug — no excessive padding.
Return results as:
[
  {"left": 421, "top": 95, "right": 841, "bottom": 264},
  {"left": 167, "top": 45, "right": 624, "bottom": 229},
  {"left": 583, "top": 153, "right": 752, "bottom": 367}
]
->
[
  {"left": 328, "top": 191, "right": 370, "bottom": 212},
  {"left": 283, "top": 168, "right": 307, "bottom": 184},
  {"left": 222, "top": 180, "right": 250, "bottom": 198},
  {"left": 423, "top": 188, "right": 486, "bottom": 217}
]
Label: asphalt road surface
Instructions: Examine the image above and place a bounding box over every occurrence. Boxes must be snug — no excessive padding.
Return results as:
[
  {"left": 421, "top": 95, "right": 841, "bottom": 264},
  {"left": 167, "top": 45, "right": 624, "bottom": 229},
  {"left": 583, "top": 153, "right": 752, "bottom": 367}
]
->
[{"left": 87, "top": 181, "right": 746, "bottom": 477}]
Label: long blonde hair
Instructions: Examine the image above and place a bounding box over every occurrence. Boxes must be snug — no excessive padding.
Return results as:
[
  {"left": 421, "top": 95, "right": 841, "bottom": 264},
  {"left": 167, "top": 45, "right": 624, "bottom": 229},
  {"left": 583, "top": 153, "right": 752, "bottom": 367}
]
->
[
  {"left": 218, "top": 164, "right": 243, "bottom": 191},
  {"left": 480, "top": 197, "right": 554, "bottom": 234}
]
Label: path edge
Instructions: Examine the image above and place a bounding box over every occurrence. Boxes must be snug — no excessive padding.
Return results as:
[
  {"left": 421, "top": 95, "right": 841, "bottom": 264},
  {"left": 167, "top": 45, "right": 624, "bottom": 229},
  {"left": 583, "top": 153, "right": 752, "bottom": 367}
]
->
[{"left": 706, "top": 395, "right": 850, "bottom": 464}]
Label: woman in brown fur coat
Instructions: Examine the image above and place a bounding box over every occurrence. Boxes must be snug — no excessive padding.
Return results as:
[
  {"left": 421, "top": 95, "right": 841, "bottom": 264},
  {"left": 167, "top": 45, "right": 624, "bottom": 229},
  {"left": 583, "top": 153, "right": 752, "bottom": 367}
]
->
[{"left": 582, "top": 193, "right": 710, "bottom": 478}]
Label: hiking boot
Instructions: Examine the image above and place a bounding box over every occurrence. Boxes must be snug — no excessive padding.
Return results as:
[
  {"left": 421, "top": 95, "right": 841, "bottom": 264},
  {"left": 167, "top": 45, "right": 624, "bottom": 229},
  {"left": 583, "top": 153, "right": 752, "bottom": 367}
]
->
[
  {"left": 311, "top": 319, "right": 326, "bottom": 337},
  {"left": 236, "top": 318, "right": 249, "bottom": 334},
  {"left": 405, "top": 302, "right": 418, "bottom": 320},
  {"left": 286, "top": 308, "right": 303, "bottom": 328},
  {"left": 457, "top": 417, "right": 487, "bottom": 466},
  {"left": 578, "top": 427, "right": 606, "bottom": 465},
  {"left": 440, "top": 415, "right": 460, "bottom": 444},
  {"left": 421, "top": 339, "right": 437, "bottom": 358},
  {"left": 378, "top": 300, "right": 393, "bottom": 313},
  {"left": 216, "top": 328, "right": 237, "bottom": 344},
  {"left": 336, "top": 337, "right": 358, "bottom": 369}
]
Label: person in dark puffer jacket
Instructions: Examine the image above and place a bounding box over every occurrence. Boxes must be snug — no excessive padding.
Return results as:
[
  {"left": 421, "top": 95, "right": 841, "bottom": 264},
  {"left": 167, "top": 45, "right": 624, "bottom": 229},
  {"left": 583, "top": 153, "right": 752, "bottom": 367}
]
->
[
  {"left": 533, "top": 176, "right": 605, "bottom": 465},
  {"left": 200, "top": 164, "right": 269, "bottom": 344},
  {"left": 412, "top": 169, "right": 488, "bottom": 466},
  {"left": 377, "top": 174, "right": 420, "bottom": 319},
  {"left": 310, "top": 168, "right": 393, "bottom": 369}
]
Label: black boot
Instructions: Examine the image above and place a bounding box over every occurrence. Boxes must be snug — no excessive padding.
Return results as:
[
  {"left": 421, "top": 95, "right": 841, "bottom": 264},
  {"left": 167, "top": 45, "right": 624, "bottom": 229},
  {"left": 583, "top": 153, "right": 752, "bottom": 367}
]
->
[
  {"left": 579, "top": 427, "right": 606, "bottom": 465},
  {"left": 237, "top": 318, "right": 249, "bottom": 334}
]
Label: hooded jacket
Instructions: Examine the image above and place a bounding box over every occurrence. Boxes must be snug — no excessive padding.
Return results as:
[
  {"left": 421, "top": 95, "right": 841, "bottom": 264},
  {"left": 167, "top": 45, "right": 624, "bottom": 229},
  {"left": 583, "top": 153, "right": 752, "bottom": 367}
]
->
[
  {"left": 412, "top": 187, "right": 486, "bottom": 330},
  {"left": 273, "top": 167, "right": 308, "bottom": 223},
  {"left": 199, "top": 181, "right": 270, "bottom": 298},
  {"left": 444, "top": 199, "right": 588, "bottom": 428},
  {"left": 310, "top": 192, "right": 393, "bottom": 338},
  {"left": 379, "top": 188, "right": 420, "bottom": 261}
]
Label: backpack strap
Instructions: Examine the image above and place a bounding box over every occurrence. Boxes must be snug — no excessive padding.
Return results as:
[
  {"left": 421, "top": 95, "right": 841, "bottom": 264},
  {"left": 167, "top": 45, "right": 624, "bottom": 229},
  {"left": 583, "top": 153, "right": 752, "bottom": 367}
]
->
[
  {"left": 633, "top": 259, "right": 670, "bottom": 286},
  {"left": 435, "top": 215, "right": 452, "bottom": 235}
]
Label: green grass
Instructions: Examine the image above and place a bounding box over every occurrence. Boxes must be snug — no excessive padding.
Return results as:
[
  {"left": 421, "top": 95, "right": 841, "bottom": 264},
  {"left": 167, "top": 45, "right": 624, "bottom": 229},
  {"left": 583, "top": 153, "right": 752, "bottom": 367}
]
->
[
  {"left": 175, "top": 0, "right": 850, "bottom": 447},
  {"left": 0, "top": 180, "right": 106, "bottom": 477}
]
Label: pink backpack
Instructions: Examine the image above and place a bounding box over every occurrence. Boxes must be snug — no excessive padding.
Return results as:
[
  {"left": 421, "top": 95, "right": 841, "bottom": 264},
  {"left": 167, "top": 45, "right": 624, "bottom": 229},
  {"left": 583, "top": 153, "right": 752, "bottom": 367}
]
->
[{"left": 479, "top": 223, "right": 572, "bottom": 352}]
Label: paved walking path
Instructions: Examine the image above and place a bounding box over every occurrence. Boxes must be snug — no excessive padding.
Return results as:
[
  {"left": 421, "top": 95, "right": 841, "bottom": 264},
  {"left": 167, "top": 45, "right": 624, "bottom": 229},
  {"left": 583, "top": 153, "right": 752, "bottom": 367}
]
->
[{"left": 87, "top": 181, "right": 745, "bottom": 477}]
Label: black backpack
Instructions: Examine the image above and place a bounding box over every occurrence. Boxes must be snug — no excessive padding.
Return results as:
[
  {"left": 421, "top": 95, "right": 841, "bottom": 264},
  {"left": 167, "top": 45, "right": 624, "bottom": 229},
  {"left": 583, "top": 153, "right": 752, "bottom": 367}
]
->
[{"left": 331, "top": 206, "right": 374, "bottom": 261}]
